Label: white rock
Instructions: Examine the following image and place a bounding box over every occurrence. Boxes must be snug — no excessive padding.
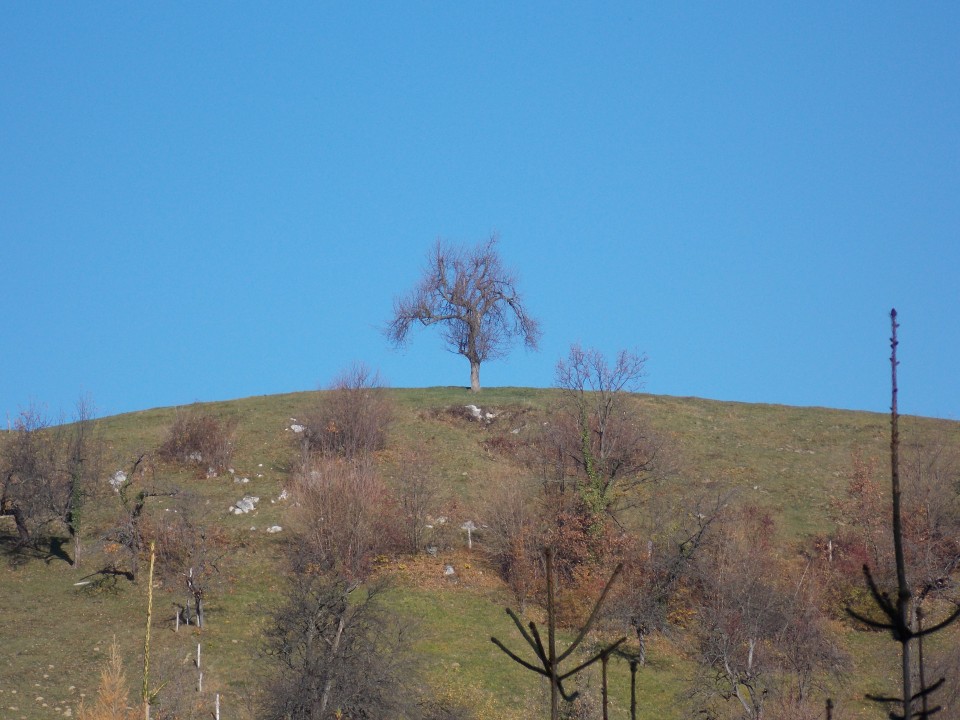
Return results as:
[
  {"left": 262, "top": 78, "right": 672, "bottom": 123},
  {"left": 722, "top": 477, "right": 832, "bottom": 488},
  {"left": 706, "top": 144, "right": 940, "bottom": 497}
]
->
[
  {"left": 444, "top": 564, "right": 456, "bottom": 576},
  {"left": 290, "top": 424, "right": 305, "bottom": 433},
  {"left": 278, "top": 488, "right": 290, "bottom": 501},
  {"left": 464, "top": 404, "right": 482, "bottom": 419},
  {"left": 108, "top": 471, "right": 127, "bottom": 491},
  {"left": 232, "top": 496, "right": 260, "bottom": 514},
  {"left": 266, "top": 525, "right": 283, "bottom": 533}
]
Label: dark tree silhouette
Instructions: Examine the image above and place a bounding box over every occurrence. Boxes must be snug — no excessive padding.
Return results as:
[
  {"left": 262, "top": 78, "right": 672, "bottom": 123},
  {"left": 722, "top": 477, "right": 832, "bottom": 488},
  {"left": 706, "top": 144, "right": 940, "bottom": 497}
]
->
[
  {"left": 386, "top": 235, "right": 540, "bottom": 392},
  {"left": 847, "top": 310, "right": 960, "bottom": 719},
  {"left": 262, "top": 569, "right": 417, "bottom": 720},
  {"left": 491, "top": 547, "right": 625, "bottom": 720}
]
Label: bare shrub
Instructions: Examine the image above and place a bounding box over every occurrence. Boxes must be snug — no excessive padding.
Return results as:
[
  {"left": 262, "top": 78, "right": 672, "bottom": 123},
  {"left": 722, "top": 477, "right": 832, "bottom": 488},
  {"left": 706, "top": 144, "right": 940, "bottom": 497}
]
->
[
  {"left": 106, "top": 453, "right": 177, "bottom": 582},
  {"left": 157, "top": 406, "right": 237, "bottom": 473},
  {"left": 822, "top": 439, "right": 960, "bottom": 621},
  {"left": 302, "top": 363, "right": 394, "bottom": 460},
  {"left": 612, "top": 492, "right": 726, "bottom": 666},
  {"left": 690, "top": 506, "right": 847, "bottom": 719},
  {"left": 545, "top": 345, "right": 661, "bottom": 515},
  {"left": 292, "top": 456, "right": 397, "bottom": 580},
  {"left": 480, "top": 475, "right": 543, "bottom": 610},
  {"left": 393, "top": 446, "right": 445, "bottom": 553}
]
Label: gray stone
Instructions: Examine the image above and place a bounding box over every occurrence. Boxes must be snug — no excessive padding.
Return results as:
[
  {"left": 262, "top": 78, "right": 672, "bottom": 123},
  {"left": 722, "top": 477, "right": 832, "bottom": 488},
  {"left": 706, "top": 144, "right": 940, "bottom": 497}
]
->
[{"left": 231, "top": 496, "right": 260, "bottom": 514}]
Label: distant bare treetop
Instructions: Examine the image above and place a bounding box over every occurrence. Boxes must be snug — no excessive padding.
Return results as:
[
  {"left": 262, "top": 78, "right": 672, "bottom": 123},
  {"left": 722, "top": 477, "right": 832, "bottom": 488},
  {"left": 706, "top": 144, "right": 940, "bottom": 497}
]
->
[{"left": 386, "top": 235, "right": 541, "bottom": 392}]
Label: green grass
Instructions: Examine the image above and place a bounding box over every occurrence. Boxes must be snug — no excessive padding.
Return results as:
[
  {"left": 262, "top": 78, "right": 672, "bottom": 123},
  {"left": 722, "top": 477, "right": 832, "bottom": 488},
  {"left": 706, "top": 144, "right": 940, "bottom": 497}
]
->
[{"left": 1, "top": 387, "right": 958, "bottom": 719}]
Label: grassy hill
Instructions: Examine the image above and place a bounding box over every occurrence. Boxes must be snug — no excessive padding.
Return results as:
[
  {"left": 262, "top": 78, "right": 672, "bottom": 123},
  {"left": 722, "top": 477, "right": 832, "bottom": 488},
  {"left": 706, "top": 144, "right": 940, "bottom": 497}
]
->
[{"left": 1, "top": 388, "right": 958, "bottom": 720}]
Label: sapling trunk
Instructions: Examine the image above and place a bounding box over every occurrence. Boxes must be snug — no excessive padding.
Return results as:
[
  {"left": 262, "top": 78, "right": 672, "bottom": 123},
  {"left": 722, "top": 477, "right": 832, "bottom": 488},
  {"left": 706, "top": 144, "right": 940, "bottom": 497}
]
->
[
  {"left": 143, "top": 542, "right": 155, "bottom": 720},
  {"left": 846, "top": 310, "right": 960, "bottom": 718},
  {"left": 491, "top": 547, "right": 625, "bottom": 720}
]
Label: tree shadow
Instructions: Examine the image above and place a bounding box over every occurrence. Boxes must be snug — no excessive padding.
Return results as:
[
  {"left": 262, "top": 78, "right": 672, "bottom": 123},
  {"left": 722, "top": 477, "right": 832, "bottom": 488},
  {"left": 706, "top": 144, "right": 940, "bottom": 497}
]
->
[
  {"left": 0, "top": 529, "right": 77, "bottom": 567},
  {"left": 0, "top": 528, "right": 44, "bottom": 567},
  {"left": 46, "top": 536, "right": 73, "bottom": 565},
  {"left": 84, "top": 566, "right": 135, "bottom": 583},
  {"left": 73, "top": 566, "right": 135, "bottom": 595}
]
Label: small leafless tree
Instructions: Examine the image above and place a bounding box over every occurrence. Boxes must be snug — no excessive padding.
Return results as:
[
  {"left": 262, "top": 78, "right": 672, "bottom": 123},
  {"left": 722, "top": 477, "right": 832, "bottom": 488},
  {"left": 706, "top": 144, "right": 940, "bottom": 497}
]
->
[
  {"left": 107, "top": 454, "right": 177, "bottom": 582},
  {"left": 61, "top": 397, "right": 103, "bottom": 567},
  {"left": 262, "top": 569, "right": 418, "bottom": 720},
  {"left": 0, "top": 400, "right": 103, "bottom": 565},
  {"left": 153, "top": 506, "right": 225, "bottom": 629},
  {"left": 535, "top": 345, "right": 661, "bottom": 528},
  {"left": 302, "top": 363, "right": 394, "bottom": 460},
  {"left": 1, "top": 406, "right": 54, "bottom": 545},
  {"left": 386, "top": 235, "right": 541, "bottom": 392}
]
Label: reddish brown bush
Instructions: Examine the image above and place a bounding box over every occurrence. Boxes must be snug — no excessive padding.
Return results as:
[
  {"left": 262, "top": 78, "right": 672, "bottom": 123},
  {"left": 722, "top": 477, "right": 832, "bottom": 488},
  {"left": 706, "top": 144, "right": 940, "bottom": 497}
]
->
[
  {"left": 157, "top": 406, "right": 237, "bottom": 473},
  {"left": 302, "top": 363, "right": 394, "bottom": 460},
  {"left": 291, "top": 457, "right": 398, "bottom": 580},
  {"left": 480, "top": 475, "right": 543, "bottom": 610}
]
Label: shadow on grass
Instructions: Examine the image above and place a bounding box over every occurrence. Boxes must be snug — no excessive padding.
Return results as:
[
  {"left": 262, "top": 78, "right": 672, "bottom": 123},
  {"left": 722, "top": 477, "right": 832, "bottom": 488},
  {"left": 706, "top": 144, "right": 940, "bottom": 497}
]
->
[
  {"left": 0, "top": 527, "right": 50, "bottom": 567},
  {"left": 47, "top": 536, "right": 73, "bottom": 565},
  {"left": 0, "top": 529, "right": 80, "bottom": 568}
]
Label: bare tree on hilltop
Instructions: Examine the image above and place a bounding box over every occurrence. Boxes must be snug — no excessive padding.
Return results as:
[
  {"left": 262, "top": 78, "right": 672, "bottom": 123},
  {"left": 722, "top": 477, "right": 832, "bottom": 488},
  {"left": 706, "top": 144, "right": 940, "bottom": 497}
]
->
[{"left": 386, "top": 235, "right": 541, "bottom": 392}]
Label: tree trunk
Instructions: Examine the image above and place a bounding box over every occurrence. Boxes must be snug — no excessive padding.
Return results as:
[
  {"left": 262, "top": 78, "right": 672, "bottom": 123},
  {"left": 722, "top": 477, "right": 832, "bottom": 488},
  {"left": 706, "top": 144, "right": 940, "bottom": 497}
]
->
[
  {"left": 320, "top": 614, "right": 347, "bottom": 716},
  {"left": 2, "top": 500, "right": 31, "bottom": 545},
  {"left": 470, "top": 360, "right": 481, "bottom": 393},
  {"left": 72, "top": 529, "right": 81, "bottom": 568}
]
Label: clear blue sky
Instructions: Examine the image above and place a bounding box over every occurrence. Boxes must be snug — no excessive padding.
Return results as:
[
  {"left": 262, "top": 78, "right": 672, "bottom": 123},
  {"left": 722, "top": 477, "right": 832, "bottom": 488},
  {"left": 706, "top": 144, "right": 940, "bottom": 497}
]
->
[{"left": 2, "top": 3, "right": 958, "bottom": 422}]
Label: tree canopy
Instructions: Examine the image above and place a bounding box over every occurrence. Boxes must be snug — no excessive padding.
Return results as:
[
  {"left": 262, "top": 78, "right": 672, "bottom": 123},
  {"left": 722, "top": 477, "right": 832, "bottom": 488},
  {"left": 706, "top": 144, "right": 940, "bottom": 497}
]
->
[{"left": 386, "top": 235, "right": 540, "bottom": 392}]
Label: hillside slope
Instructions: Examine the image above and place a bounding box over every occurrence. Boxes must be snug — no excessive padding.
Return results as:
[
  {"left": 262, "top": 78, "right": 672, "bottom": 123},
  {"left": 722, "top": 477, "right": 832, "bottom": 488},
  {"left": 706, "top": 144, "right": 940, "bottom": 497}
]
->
[{"left": 1, "top": 388, "right": 957, "bottom": 720}]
